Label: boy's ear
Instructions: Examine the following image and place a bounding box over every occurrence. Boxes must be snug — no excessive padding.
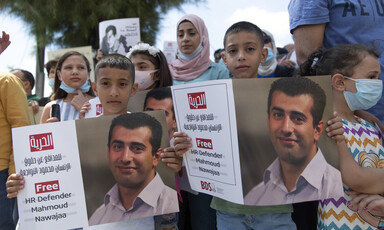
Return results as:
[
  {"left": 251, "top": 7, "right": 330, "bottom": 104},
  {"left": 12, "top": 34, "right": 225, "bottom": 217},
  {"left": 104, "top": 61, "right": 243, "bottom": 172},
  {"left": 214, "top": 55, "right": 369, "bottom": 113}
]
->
[
  {"left": 131, "top": 83, "right": 138, "bottom": 96},
  {"left": 260, "top": 47, "right": 268, "bottom": 64},
  {"left": 91, "top": 81, "right": 98, "bottom": 96},
  {"left": 332, "top": 74, "right": 345, "bottom": 92},
  {"left": 221, "top": 51, "right": 227, "bottom": 66}
]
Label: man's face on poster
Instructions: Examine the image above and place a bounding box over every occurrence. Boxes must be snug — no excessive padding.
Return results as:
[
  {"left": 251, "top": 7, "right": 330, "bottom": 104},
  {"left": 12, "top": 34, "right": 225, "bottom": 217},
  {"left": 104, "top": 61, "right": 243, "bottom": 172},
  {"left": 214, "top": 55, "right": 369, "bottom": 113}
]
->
[
  {"left": 144, "top": 98, "right": 176, "bottom": 138},
  {"left": 267, "top": 90, "right": 323, "bottom": 167},
  {"left": 107, "top": 125, "right": 160, "bottom": 190}
]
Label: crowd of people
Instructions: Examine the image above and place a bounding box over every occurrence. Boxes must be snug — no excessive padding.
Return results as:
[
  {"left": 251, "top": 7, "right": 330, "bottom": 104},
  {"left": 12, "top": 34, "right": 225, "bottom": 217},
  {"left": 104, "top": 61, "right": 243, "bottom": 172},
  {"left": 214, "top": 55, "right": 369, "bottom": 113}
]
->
[{"left": 1, "top": 2, "right": 384, "bottom": 229}]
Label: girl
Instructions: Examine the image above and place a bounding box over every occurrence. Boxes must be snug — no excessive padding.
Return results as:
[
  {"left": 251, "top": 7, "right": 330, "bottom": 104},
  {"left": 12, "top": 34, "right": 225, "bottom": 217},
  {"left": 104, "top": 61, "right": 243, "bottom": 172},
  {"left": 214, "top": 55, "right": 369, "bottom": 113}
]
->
[
  {"left": 300, "top": 44, "right": 384, "bottom": 229},
  {"left": 169, "top": 14, "right": 229, "bottom": 85},
  {"left": 40, "top": 51, "right": 95, "bottom": 123},
  {"left": 126, "top": 43, "right": 173, "bottom": 91}
]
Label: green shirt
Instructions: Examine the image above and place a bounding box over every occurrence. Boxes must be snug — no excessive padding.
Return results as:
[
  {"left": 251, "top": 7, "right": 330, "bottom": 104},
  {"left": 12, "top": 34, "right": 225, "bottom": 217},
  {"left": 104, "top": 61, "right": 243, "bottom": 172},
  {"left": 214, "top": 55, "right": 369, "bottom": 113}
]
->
[{"left": 27, "top": 94, "right": 40, "bottom": 103}]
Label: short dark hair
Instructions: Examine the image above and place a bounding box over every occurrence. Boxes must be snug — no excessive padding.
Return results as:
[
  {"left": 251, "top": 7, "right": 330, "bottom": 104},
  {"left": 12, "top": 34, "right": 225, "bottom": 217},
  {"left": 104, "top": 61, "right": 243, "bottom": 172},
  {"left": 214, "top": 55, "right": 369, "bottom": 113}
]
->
[
  {"left": 267, "top": 77, "right": 326, "bottom": 127},
  {"left": 95, "top": 54, "right": 135, "bottom": 83},
  {"left": 108, "top": 113, "right": 163, "bottom": 155},
  {"left": 11, "top": 69, "right": 35, "bottom": 90},
  {"left": 143, "top": 87, "right": 175, "bottom": 120},
  {"left": 105, "top": 25, "right": 117, "bottom": 35},
  {"left": 223, "top": 21, "right": 264, "bottom": 48},
  {"left": 299, "top": 43, "right": 379, "bottom": 77},
  {"left": 45, "top": 59, "right": 59, "bottom": 74}
]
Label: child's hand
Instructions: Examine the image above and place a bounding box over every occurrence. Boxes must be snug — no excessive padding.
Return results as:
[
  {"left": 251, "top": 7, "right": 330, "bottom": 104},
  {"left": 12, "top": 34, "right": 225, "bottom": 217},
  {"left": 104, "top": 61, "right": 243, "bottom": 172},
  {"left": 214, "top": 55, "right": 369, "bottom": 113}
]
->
[
  {"left": 326, "top": 112, "right": 345, "bottom": 143},
  {"left": 79, "top": 102, "right": 91, "bottom": 119},
  {"left": 6, "top": 174, "right": 25, "bottom": 199},
  {"left": 71, "top": 89, "right": 88, "bottom": 111},
  {"left": 347, "top": 190, "right": 384, "bottom": 217},
  {"left": 161, "top": 147, "right": 183, "bottom": 173},
  {"left": 46, "top": 117, "right": 59, "bottom": 123},
  {"left": 173, "top": 132, "right": 192, "bottom": 157}
]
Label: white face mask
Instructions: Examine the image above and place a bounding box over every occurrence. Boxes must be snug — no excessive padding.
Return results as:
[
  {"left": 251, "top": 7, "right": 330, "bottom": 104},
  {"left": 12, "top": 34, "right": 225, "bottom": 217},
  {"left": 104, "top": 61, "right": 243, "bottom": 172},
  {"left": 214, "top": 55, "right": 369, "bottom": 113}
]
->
[
  {"left": 343, "top": 76, "right": 383, "bottom": 111},
  {"left": 134, "top": 70, "right": 158, "bottom": 91}
]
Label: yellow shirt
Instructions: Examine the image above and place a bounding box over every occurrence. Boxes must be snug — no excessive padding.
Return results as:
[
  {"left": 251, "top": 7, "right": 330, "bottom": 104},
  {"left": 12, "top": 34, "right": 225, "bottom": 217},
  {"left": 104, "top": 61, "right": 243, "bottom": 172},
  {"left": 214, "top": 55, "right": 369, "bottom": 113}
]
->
[{"left": 0, "top": 71, "right": 30, "bottom": 174}]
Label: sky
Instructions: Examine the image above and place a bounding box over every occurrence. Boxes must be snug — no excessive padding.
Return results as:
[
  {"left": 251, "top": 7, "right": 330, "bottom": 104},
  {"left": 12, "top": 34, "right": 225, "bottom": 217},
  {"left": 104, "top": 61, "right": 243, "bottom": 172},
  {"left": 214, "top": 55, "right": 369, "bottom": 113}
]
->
[{"left": 0, "top": 0, "right": 291, "bottom": 96}]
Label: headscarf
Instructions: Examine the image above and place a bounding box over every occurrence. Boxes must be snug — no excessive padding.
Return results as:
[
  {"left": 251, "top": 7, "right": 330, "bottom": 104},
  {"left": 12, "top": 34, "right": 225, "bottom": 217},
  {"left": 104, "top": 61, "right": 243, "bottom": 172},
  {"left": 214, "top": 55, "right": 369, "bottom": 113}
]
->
[
  {"left": 258, "top": 30, "right": 278, "bottom": 77},
  {"left": 169, "top": 14, "right": 211, "bottom": 81}
]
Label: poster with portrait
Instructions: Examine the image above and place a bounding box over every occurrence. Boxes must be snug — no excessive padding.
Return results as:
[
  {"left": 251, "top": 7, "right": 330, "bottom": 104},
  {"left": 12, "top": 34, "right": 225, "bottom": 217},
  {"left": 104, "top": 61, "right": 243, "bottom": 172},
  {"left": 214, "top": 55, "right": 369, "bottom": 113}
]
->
[
  {"left": 171, "top": 77, "right": 344, "bottom": 206},
  {"left": 47, "top": 46, "right": 95, "bottom": 82},
  {"left": 99, "top": 18, "right": 141, "bottom": 56},
  {"left": 163, "top": 41, "right": 178, "bottom": 63},
  {"left": 12, "top": 110, "right": 178, "bottom": 229}
]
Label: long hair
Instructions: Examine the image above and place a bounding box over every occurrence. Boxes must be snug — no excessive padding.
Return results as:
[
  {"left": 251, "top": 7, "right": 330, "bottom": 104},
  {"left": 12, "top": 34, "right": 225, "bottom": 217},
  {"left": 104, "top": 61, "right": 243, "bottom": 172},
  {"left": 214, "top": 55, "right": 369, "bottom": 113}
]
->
[{"left": 51, "top": 51, "right": 95, "bottom": 100}]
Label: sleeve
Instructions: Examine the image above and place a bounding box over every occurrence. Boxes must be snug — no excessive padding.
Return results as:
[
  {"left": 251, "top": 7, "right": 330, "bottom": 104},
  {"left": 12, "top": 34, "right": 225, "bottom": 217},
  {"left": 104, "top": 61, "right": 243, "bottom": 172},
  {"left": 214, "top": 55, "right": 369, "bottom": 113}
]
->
[
  {"left": 288, "top": 0, "right": 330, "bottom": 33},
  {"left": 1, "top": 75, "right": 31, "bottom": 173}
]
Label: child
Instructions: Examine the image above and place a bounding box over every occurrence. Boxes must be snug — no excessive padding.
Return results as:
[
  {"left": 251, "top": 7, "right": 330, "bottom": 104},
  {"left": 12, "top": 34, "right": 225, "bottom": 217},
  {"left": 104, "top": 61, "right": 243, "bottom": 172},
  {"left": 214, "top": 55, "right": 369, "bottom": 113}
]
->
[
  {"left": 210, "top": 21, "right": 297, "bottom": 230},
  {"left": 40, "top": 51, "right": 95, "bottom": 123},
  {"left": 300, "top": 44, "right": 384, "bottom": 229},
  {"left": 127, "top": 43, "right": 173, "bottom": 91},
  {"left": 6, "top": 55, "right": 190, "bottom": 219}
]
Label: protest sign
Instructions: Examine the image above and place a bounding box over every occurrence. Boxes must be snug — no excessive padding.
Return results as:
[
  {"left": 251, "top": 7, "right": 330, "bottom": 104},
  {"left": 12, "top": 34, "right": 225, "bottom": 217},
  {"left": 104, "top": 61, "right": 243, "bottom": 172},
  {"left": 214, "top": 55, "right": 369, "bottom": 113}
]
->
[
  {"left": 172, "top": 77, "right": 344, "bottom": 205},
  {"left": 12, "top": 111, "right": 177, "bottom": 229},
  {"left": 99, "top": 18, "right": 140, "bottom": 56}
]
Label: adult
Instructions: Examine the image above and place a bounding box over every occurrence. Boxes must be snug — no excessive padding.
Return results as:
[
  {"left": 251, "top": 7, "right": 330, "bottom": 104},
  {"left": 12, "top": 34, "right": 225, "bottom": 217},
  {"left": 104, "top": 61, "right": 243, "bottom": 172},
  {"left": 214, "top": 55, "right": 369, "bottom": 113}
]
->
[
  {"left": 0, "top": 71, "right": 30, "bottom": 230},
  {"left": 244, "top": 77, "right": 343, "bottom": 205},
  {"left": 169, "top": 14, "right": 229, "bottom": 85},
  {"left": 10, "top": 69, "right": 40, "bottom": 116},
  {"left": 257, "top": 30, "right": 295, "bottom": 78},
  {"left": 89, "top": 113, "right": 177, "bottom": 225},
  {"left": 101, "top": 25, "right": 130, "bottom": 55},
  {"left": 289, "top": 0, "right": 384, "bottom": 123}
]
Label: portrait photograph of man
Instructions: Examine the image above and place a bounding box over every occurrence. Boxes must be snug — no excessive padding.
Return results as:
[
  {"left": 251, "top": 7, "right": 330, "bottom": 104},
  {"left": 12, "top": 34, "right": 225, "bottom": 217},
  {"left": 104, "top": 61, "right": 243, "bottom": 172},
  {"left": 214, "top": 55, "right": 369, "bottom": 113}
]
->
[
  {"left": 242, "top": 77, "right": 343, "bottom": 205},
  {"left": 76, "top": 111, "right": 178, "bottom": 227}
]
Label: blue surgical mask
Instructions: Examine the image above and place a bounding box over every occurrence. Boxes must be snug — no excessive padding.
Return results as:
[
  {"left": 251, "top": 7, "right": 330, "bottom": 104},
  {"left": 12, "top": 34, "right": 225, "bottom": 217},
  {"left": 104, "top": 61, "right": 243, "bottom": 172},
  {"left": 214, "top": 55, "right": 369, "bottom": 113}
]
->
[
  {"left": 48, "top": 78, "right": 55, "bottom": 89},
  {"left": 343, "top": 76, "right": 383, "bottom": 111},
  {"left": 59, "top": 80, "right": 91, "bottom": 94},
  {"left": 264, "top": 47, "right": 275, "bottom": 63}
]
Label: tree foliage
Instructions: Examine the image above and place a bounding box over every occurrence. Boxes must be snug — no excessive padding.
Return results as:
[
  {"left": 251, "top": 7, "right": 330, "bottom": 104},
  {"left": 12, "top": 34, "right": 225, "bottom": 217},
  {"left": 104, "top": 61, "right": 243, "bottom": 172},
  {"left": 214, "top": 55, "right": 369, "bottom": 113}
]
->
[{"left": 0, "top": 0, "right": 203, "bottom": 96}]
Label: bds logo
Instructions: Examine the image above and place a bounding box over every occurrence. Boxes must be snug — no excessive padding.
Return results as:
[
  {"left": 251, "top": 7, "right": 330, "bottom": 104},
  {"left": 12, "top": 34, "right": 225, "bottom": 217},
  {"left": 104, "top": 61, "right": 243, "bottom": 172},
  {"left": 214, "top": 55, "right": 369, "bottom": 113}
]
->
[{"left": 200, "top": 181, "right": 216, "bottom": 192}]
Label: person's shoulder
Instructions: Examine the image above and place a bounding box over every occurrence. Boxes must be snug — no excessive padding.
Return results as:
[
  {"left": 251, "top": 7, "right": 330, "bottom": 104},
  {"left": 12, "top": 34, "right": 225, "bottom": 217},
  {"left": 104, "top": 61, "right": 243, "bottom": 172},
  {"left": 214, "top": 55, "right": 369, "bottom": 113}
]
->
[
  {"left": 89, "top": 203, "right": 107, "bottom": 225},
  {"left": 204, "top": 61, "right": 229, "bottom": 79},
  {"left": 0, "top": 71, "right": 23, "bottom": 86}
]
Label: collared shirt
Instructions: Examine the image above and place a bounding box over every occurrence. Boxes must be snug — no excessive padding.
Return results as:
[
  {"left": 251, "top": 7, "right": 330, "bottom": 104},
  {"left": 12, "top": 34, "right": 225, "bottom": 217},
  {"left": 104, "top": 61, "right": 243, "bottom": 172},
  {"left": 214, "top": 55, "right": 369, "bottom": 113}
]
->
[
  {"left": 89, "top": 173, "right": 178, "bottom": 226},
  {"left": 244, "top": 149, "right": 343, "bottom": 205}
]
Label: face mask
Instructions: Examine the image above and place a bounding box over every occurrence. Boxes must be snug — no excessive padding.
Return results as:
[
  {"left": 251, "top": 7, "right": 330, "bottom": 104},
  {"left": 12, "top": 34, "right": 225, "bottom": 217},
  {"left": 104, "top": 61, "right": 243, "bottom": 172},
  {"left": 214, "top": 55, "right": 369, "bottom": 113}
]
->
[
  {"left": 264, "top": 47, "right": 275, "bottom": 63},
  {"left": 135, "top": 70, "right": 158, "bottom": 91},
  {"left": 59, "top": 79, "right": 91, "bottom": 94},
  {"left": 343, "top": 76, "right": 383, "bottom": 111},
  {"left": 48, "top": 78, "right": 55, "bottom": 89}
]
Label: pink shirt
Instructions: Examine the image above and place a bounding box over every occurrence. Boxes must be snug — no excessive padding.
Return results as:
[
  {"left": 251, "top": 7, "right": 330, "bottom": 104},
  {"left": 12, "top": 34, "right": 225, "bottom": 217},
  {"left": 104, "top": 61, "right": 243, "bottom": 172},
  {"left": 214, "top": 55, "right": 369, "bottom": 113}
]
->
[
  {"left": 244, "top": 149, "right": 343, "bottom": 205},
  {"left": 89, "top": 173, "right": 178, "bottom": 226}
]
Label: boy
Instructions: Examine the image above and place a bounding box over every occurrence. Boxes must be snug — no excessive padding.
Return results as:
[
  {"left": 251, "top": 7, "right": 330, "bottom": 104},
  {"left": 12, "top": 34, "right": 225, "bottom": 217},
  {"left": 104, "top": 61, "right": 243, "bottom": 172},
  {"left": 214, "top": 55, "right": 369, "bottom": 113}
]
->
[
  {"left": 210, "top": 21, "right": 297, "bottom": 230},
  {"left": 6, "top": 54, "right": 188, "bottom": 228}
]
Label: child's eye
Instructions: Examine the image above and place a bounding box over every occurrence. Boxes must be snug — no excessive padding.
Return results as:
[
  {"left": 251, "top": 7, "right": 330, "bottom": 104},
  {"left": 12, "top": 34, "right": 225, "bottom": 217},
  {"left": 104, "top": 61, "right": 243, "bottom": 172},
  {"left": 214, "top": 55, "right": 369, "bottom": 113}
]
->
[
  {"left": 369, "top": 75, "right": 378, "bottom": 79},
  {"left": 101, "top": 81, "right": 109, "bottom": 86},
  {"left": 247, "top": 47, "right": 255, "bottom": 52},
  {"left": 228, "top": 49, "right": 236, "bottom": 54},
  {"left": 178, "top": 33, "right": 184, "bottom": 38},
  {"left": 120, "top": 82, "right": 128, "bottom": 87}
]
